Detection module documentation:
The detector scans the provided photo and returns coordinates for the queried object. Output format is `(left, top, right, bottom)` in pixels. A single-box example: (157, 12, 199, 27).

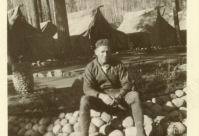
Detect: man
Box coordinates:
(79, 39, 146, 136)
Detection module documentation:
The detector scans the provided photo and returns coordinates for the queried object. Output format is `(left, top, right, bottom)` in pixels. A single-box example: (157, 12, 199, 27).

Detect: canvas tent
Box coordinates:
(118, 8, 186, 48)
(150, 8, 177, 47)
(53, 6, 129, 55)
(8, 5, 129, 62)
(8, 6, 62, 62)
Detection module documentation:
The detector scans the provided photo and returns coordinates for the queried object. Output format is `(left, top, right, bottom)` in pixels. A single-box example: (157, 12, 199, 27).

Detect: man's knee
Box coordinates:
(125, 91, 140, 105)
(80, 95, 91, 106)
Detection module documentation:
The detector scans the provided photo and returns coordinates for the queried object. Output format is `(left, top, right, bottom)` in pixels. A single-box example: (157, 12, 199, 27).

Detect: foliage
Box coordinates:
(127, 58, 186, 99)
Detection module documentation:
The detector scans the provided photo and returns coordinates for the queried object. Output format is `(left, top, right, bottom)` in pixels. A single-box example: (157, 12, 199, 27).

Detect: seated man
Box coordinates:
(79, 39, 146, 136)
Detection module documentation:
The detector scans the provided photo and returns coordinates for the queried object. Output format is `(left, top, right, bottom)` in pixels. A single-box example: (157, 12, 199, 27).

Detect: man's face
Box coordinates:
(95, 45, 111, 64)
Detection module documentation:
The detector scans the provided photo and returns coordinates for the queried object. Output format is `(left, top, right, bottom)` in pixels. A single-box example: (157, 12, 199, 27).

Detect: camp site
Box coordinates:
(7, 0, 187, 136)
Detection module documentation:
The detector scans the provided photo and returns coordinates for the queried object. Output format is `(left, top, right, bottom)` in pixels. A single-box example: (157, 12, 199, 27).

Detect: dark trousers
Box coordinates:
(79, 91, 144, 136)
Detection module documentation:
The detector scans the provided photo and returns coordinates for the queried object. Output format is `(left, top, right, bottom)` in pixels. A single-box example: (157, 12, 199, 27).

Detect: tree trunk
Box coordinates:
(12, 62, 34, 94)
(54, 0, 71, 60)
(37, 0, 43, 22)
(173, 0, 182, 46)
(46, 0, 52, 21)
(26, 0, 40, 29)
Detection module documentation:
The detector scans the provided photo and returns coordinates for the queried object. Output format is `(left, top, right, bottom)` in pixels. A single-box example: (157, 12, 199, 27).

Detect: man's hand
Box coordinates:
(98, 93, 114, 105)
(114, 93, 123, 104)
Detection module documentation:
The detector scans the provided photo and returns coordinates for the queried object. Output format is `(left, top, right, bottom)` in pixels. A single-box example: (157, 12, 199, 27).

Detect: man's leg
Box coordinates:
(79, 95, 92, 136)
(79, 95, 115, 136)
(125, 91, 146, 136)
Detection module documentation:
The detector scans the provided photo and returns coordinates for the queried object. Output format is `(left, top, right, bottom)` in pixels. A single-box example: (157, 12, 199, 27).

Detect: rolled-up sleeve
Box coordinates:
(118, 64, 132, 96)
(83, 65, 99, 97)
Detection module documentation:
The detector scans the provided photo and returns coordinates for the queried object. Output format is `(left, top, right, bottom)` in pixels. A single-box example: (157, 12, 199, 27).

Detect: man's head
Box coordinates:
(94, 39, 111, 65)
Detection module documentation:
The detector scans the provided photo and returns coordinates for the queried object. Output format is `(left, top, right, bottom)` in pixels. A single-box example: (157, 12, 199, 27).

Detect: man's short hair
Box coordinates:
(95, 39, 110, 49)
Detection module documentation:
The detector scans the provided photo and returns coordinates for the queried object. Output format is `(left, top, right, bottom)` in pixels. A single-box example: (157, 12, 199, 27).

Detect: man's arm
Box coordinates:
(83, 65, 100, 97)
(118, 63, 133, 98)
(83, 64, 115, 105)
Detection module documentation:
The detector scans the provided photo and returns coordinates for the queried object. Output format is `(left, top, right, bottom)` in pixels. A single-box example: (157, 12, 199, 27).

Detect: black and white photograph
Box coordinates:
(2, 0, 193, 136)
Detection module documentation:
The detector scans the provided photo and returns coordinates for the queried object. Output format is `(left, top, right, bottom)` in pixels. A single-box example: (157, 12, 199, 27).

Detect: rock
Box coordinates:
(53, 124, 62, 134)
(124, 127, 137, 136)
(144, 115, 153, 126)
(99, 124, 113, 135)
(167, 122, 186, 136)
(89, 132, 101, 136)
(61, 119, 68, 126)
(91, 117, 105, 128)
(25, 130, 41, 136)
(19, 122, 26, 128)
(182, 119, 187, 126)
(38, 125, 46, 134)
(109, 130, 124, 136)
(59, 113, 66, 119)
(90, 110, 101, 117)
(89, 123, 98, 133)
(73, 122, 81, 132)
(69, 117, 78, 125)
(58, 133, 70, 136)
(180, 96, 186, 101)
(146, 100, 152, 103)
(58, 106, 65, 110)
(54, 70, 63, 77)
(69, 132, 81, 136)
(144, 122, 153, 136)
(25, 122, 33, 130)
(165, 101, 175, 108)
(25, 118, 30, 122)
(44, 132, 55, 136)
(32, 124, 39, 131)
(183, 87, 187, 93)
(170, 93, 178, 99)
(122, 116, 134, 128)
(54, 119, 61, 125)
(47, 124, 54, 132)
(12, 126, 20, 133)
(17, 128, 26, 136)
(177, 64, 186, 71)
(179, 107, 187, 118)
(39, 117, 51, 125)
(31, 118, 39, 124)
(152, 98, 156, 103)
(175, 90, 185, 98)
(8, 116, 17, 123)
(172, 98, 185, 108)
(38, 73, 45, 78)
(62, 133, 70, 136)
(154, 116, 165, 124)
(65, 113, 73, 120)
(24, 130, 35, 136)
(62, 124, 73, 133)
(101, 112, 112, 123)
(73, 111, 79, 119)
(32, 131, 42, 136)
(47, 71, 53, 77)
